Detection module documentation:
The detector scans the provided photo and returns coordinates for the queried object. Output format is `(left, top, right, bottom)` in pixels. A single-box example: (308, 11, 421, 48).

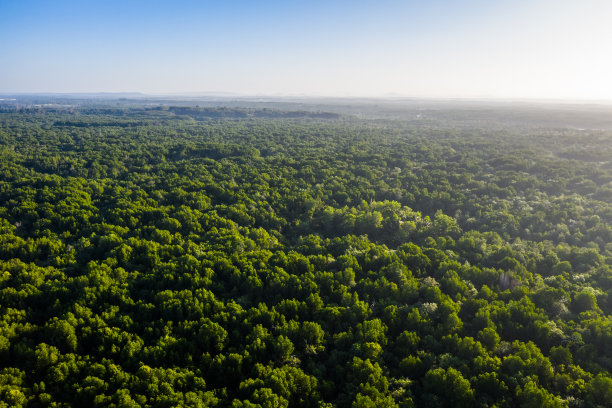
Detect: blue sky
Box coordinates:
(1, 0, 611, 99)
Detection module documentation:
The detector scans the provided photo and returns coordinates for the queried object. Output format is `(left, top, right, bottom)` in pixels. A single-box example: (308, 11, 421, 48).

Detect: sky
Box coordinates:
(1, 0, 611, 100)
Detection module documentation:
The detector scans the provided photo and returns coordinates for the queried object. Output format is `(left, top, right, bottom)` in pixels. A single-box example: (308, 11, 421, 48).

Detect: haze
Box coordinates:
(1, 0, 611, 100)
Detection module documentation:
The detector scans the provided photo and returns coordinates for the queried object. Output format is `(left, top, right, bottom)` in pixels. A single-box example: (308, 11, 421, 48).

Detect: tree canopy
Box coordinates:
(0, 102, 611, 407)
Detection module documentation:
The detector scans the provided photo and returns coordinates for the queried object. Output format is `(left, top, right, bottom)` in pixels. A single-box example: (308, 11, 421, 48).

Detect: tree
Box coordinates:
(422, 367, 474, 408)
(516, 381, 564, 408)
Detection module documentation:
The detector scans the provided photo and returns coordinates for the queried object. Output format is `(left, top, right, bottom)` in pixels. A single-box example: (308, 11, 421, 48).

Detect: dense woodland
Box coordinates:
(0, 102, 611, 407)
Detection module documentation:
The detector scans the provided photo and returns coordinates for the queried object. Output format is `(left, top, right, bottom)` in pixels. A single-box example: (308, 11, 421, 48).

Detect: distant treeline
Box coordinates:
(167, 106, 341, 120)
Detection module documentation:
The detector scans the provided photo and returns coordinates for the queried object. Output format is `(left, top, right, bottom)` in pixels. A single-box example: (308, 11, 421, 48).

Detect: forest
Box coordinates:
(0, 100, 611, 407)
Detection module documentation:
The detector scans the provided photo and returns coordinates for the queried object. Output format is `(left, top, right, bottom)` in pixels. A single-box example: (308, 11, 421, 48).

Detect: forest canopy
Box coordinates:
(0, 101, 611, 407)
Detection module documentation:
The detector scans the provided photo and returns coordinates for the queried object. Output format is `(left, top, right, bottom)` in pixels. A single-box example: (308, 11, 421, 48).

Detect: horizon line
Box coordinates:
(2, 91, 612, 106)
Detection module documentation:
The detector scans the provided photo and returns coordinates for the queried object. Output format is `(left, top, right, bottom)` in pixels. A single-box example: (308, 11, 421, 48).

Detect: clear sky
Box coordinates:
(1, 0, 611, 100)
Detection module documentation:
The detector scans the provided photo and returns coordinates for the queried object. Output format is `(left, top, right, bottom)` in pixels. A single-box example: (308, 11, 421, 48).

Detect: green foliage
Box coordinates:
(0, 105, 610, 407)
(422, 367, 474, 407)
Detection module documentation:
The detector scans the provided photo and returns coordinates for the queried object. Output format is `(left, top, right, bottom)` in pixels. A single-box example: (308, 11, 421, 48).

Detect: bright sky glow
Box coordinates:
(1, 0, 611, 100)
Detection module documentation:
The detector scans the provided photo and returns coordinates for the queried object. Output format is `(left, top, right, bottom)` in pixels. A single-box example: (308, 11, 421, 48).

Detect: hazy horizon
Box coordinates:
(2, 0, 611, 101)
(4, 92, 612, 106)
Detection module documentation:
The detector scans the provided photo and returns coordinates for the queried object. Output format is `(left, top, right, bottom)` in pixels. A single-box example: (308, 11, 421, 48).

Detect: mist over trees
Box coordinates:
(0, 101, 611, 407)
